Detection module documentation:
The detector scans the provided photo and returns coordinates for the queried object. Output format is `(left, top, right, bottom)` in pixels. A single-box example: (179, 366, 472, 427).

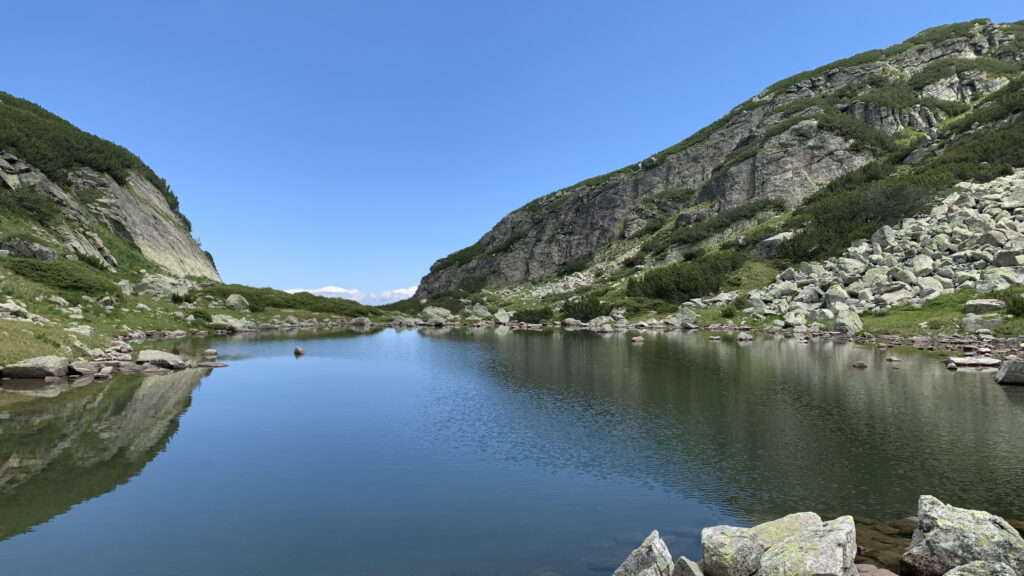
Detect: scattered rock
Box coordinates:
(202, 349, 219, 357)
(294, 347, 305, 356)
(965, 299, 1006, 314)
(0, 238, 58, 261)
(833, 310, 863, 334)
(945, 357, 1002, 368)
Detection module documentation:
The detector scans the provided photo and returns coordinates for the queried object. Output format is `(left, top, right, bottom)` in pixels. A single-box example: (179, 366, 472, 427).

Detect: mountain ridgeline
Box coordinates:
(416, 19, 1024, 300)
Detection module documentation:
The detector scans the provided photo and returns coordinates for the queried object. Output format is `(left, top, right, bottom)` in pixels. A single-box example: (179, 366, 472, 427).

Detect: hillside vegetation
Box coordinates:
(403, 18, 1024, 333)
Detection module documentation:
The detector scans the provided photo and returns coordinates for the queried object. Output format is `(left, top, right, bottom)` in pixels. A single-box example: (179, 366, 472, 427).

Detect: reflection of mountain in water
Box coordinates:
(0, 368, 208, 540)
(419, 328, 1024, 524)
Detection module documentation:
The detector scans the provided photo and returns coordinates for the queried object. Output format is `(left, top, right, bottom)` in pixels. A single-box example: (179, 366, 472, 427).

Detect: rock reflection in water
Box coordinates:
(0, 368, 208, 540)
(419, 328, 1024, 524)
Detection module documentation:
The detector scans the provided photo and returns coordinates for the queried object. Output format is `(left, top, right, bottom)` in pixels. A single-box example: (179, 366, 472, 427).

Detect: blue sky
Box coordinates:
(3, 1, 1022, 295)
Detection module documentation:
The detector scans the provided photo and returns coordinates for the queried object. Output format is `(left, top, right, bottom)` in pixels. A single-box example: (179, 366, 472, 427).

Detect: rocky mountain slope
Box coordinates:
(0, 91, 219, 280)
(416, 19, 1024, 300)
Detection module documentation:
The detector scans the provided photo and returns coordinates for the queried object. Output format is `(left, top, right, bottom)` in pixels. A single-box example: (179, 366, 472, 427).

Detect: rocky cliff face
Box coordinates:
(0, 152, 219, 280)
(417, 19, 1024, 297)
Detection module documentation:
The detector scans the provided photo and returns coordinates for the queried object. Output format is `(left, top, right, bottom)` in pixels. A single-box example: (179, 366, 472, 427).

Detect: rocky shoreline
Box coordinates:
(612, 496, 1024, 576)
(4, 309, 1024, 386)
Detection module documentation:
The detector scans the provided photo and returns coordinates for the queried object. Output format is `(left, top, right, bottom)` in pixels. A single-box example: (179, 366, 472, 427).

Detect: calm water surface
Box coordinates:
(1, 327, 1022, 575)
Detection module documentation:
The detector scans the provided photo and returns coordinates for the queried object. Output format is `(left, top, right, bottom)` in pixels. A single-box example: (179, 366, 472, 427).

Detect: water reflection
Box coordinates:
(0, 368, 207, 540)
(420, 328, 1024, 523)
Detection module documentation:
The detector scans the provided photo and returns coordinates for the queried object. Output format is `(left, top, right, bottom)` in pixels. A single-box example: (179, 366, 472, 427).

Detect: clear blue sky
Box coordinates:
(4, 1, 1021, 292)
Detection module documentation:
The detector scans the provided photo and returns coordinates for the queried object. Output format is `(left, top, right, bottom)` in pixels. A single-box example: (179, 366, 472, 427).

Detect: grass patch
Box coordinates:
(2, 258, 116, 296)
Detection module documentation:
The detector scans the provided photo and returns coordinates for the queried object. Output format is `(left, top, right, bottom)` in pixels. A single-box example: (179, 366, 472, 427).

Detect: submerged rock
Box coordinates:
(900, 496, 1024, 576)
(612, 530, 673, 576)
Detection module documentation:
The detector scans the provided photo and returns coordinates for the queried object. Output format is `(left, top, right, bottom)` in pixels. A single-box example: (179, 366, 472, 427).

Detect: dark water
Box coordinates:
(0, 327, 1022, 575)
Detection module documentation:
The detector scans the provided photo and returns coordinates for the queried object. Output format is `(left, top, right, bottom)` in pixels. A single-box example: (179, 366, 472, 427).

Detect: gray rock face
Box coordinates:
(995, 359, 1024, 385)
(832, 309, 863, 334)
(225, 294, 250, 311)
(703, 526, 763, 576)
(133, 274, 198, 298)
(759, 516, 857, 576)
(137, 350, 192, 370)
(2, 355, 69, 378)
(0, 238, 58, 261)
(965, 299, 1006, 313)
(611, 530, 673, 576)
(942, 562, 1018, 576)
(0, 151, 219, 280)
(900, 495, 1024, 576)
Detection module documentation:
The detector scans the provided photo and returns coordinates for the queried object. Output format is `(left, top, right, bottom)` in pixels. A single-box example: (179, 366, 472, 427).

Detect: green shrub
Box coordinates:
(191, 309, 213, 323)
(512, 306, 553, 324)
(622, 253, 644, 268)
(3, 257, 116, 295)
(908, 57, 1021, 91)
(627, 251, 747, 303)
(170, 290, 198, 304)
(456, 275, 487, 293)
(720, 305, 737, 318)
(992, 287, 1024, 317)
(561, 294, 612, 322)
(646, 199, 785, 256)
(201, 284, 378, 317)
(0, 185, 62, 225)
(559, 252, 593, 275)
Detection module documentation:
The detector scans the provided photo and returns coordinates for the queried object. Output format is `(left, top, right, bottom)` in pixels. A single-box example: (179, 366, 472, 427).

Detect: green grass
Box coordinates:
(201, 284, 381, 318)
(861, 291, 975, 335)
(1, 258, 116, 296)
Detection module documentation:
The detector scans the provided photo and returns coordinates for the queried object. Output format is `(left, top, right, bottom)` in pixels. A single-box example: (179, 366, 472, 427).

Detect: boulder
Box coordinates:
(212, 314, 258, 332)
(69, 361, 99, 376)
(900, 496, 1024, 576)
(494, 309, 512, 324)
(612, 530, 673, 576)
(133, 274, 196, 298)
(759, 516, 857, 576)
(784, 311, 807, 328)
(666, 307, 700, 327)
(750, 512, 824, 549)
(225, 294, 250, 311)
(674, 556, 704, 576)
(2, 355, 69, 378)
(961, 314, 1003, 333)
(943, 562, 1018, 576)
(965, 299, 1006, 314)
(752, 232, 795, 257)
(832, 309, 863, 334)
(0, 238, 58, 261)
(351, 316, 371, 326)
(703, 526, 763, 576)
(137, 350, 192, 370)
(995, 358, 1024, 385)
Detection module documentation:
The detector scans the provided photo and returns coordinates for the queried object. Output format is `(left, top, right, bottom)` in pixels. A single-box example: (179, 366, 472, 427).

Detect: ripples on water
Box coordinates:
(0, 327, 1021, 575)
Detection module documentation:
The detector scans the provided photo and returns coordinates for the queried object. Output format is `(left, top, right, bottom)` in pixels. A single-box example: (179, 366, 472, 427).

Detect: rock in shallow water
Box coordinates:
(137, 350, 191, 370)
(900, 496, 1024, 576)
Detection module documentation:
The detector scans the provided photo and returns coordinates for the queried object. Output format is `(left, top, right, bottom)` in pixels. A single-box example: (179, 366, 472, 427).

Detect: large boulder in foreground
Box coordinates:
(900, 496, 1024, 576)
(225, 294, 250, 311)
(612, 530, 673, 576)
(138, 350, 192, 370)
(2, 355, 68, 378)
(702, 512, 824, 576)
(759, 515, 857, 576)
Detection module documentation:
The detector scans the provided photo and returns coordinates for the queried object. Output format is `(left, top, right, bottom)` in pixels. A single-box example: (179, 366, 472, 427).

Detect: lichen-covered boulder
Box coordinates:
(612, 530, 673, 576)
(702, 526, 763, 576)
(759, 515, 857, 576)
(832, 309, 863, 334)
(995, 359, 1024, 385)
(943, 562, 1018, 576)
(900, 496, 1024, 576)
(2, 355, 69, 378)
(750, 512, 823, 549)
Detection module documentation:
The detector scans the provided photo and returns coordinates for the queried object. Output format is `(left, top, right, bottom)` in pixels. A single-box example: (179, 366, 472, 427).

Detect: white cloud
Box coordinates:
(285, 285, 417, 306)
